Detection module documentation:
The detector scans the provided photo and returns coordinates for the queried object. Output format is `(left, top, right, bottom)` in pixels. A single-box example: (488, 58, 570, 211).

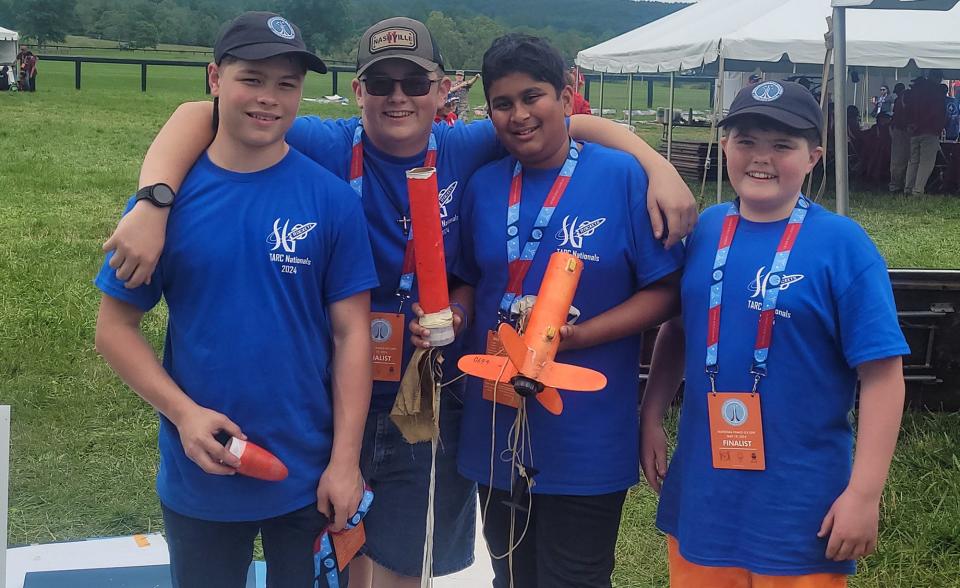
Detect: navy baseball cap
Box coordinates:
(720, 81, 823, 135)
(214, 12, 327, 74)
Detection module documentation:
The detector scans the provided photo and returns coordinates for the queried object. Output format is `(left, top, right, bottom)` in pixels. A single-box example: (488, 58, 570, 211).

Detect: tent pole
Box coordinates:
(668, 72, 675, 162)
(1, 406, 9, 588)
(628, 73, 634, 128)
(717, 53, 725, 203)
(599, 72, 605, 117)
(834, 7, 849, 217)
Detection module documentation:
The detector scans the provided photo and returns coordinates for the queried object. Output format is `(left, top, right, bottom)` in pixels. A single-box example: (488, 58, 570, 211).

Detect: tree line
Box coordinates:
(1, 0, 686, 67)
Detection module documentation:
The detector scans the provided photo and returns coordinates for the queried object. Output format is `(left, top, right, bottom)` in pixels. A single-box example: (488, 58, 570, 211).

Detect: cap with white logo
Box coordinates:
(356, 17, 444, 77)
(214, 11, 327, 74)
(719, 80, 823, 135)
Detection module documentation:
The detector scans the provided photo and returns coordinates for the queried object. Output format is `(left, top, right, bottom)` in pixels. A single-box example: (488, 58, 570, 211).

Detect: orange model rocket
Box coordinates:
(458, 252, 607, 415)
(407, 167, 455, 347)
(215, 432, 288, 482)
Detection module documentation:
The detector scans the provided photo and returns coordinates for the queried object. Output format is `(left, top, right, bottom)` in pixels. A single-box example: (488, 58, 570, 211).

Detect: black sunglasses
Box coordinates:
(362, 76, 437, 97)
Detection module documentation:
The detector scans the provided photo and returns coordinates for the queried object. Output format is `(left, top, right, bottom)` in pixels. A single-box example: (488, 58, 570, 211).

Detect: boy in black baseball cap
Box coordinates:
(94, 11, 376, 588)
(642, 80, 907, 586)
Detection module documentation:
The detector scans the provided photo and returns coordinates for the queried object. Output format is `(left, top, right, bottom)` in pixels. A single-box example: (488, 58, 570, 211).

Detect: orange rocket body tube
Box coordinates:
(407, 167, 455, 346)
(515, 253, 582, 378)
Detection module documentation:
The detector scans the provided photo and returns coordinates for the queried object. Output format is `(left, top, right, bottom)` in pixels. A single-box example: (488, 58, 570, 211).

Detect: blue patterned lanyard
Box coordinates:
(705, 196, 810, 393)
(498, 138, 580, 321)
(314, 486, 374, 588)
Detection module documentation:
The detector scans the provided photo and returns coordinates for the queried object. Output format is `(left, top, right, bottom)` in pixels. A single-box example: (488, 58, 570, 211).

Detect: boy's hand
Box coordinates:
(646, 166, 698, 248)
(102, 201, 170, 289)
(817, 487, 881, 561)
(408, 302, 464, 349)
(175, 405, 244, 475)
(316, 462, 364, 532)
(640, 415, 668, 494)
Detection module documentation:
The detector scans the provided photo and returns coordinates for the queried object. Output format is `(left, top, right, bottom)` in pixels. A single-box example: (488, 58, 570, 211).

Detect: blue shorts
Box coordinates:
(359, 392, 476, 577)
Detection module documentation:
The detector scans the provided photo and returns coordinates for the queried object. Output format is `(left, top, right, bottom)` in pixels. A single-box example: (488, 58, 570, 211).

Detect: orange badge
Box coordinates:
(481, 330, 521, 408)
(371, 312, 405, 382)
(707, 392, 766, 471)
(332, 522, 366, 571)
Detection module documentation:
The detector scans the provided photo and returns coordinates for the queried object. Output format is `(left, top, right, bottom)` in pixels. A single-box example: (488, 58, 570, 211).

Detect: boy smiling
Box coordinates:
(413, 34, 682, 587)
(94, 13, 376, 586)
(642, 81, 909, 587)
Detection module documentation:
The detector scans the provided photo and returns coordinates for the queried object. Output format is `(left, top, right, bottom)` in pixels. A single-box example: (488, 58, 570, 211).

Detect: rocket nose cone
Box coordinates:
(236, 440, 289, 482)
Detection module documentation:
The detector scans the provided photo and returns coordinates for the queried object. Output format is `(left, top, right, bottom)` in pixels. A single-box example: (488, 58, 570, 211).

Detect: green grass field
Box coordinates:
(1, 65, 959, 587)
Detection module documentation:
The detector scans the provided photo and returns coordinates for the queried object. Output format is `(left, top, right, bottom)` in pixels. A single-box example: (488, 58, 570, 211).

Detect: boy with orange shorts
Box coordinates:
(641, 81, 909, 587)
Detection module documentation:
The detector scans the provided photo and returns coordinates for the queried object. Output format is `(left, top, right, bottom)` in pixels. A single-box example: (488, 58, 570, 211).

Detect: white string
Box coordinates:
(420, 353, 443, 588)
(479, 337, 535, 588)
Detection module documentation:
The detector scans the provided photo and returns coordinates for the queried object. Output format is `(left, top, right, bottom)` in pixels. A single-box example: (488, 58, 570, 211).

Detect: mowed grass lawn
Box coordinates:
(1, 67, 959, 588)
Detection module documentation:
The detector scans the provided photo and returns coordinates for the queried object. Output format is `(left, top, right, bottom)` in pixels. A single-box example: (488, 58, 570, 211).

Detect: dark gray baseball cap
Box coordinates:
(356, 17, 444, 77)
(214, 12, 327, 74)
(719, 80, 823, 135)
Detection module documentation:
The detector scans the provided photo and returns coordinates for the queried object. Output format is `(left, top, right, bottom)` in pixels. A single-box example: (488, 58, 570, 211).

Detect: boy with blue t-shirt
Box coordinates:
(411, 34, 683, 587)
(94, 13, 378, 587)
(97, 17, 700, 586)
(641, 81, 909, 587)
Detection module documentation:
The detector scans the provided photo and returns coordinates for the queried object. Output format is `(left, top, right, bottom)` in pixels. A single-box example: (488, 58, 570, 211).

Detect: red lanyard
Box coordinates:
(499, 139, 580, 321)
(705, 196, 809, 393)
(349, 122, 437, 300)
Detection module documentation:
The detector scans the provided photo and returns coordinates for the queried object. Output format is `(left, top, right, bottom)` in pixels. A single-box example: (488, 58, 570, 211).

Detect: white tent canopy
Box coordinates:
(576, 0, 960, 73)
(0, 26, 18, 66)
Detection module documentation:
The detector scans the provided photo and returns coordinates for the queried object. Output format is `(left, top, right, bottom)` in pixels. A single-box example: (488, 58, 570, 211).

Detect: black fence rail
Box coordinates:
(25, 43, 213, 56)
(38, 55, 359, 94)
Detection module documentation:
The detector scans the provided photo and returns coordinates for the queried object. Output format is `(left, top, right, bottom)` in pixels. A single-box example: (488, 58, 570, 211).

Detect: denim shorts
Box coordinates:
(359, 392, 477, 577)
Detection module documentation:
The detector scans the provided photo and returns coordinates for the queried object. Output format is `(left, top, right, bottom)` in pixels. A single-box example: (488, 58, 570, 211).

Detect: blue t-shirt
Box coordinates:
(95, 149, 379, 522)
(945, 96, 960, 141)
(454, 143, 684, 495)
(286, 117, 504, 408)
(656, 201, 909, 575)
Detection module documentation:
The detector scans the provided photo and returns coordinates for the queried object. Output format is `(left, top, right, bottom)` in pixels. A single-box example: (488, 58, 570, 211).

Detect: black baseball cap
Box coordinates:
(356, 17, 444, 77)
(214, 12, 327, 74)
(719, 80, 823, 135)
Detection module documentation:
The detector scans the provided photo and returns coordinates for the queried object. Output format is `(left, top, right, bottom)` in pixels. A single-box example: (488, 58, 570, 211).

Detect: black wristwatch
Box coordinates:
(135, 183, 176, 208)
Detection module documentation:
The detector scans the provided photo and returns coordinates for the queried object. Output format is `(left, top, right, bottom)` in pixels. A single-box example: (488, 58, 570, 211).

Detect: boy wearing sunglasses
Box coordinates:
(100, 16, 697, 587)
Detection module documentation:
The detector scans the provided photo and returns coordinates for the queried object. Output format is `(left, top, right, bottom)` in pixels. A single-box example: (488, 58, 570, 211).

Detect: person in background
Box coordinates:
(888, 82, 911, 192)
(450, 69, 481, 121)
(942, 83, 959, 141)
(435, 95, 459, 126)
(872, 85, 894, 119)
(904, 71, 947, 195)
(567, 69, 592, 115)
(22, 50, 37, 92)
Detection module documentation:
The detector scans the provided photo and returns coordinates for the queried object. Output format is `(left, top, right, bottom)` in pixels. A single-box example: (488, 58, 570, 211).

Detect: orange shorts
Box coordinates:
(667, 536, 848, 588)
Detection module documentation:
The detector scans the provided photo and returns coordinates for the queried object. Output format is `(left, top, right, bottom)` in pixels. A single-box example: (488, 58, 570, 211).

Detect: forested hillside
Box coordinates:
(2, 0, 688, 66)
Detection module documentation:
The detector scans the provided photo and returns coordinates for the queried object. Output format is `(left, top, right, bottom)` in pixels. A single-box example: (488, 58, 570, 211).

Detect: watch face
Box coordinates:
(153, 184, 175, 206)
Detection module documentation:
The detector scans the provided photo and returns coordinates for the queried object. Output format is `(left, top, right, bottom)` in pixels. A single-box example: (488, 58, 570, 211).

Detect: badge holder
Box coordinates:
(706, 372, 766, 471)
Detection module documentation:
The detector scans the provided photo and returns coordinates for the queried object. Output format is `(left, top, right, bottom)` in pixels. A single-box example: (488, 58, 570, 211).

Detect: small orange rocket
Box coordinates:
(458, 252, 607, 415)
(215, 432, 289, 482)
